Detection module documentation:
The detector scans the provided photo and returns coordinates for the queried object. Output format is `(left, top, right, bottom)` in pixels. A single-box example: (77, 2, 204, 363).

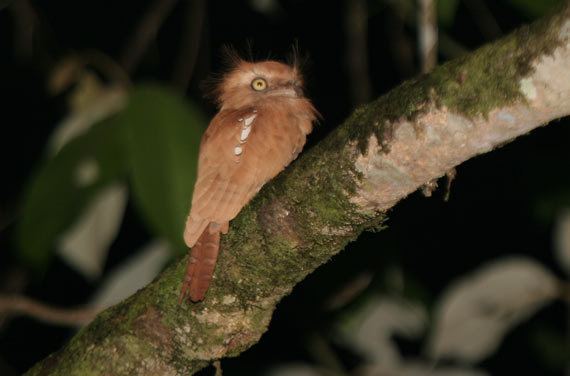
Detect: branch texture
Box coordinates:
(27, 4, 570, 375)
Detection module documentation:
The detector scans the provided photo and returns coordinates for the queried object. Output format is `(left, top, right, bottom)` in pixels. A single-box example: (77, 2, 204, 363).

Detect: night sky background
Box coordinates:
(1, 0, 569, 375)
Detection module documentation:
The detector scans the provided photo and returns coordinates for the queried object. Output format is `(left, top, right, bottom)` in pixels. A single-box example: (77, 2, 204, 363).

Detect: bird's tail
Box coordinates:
(179, 223, 220, 303)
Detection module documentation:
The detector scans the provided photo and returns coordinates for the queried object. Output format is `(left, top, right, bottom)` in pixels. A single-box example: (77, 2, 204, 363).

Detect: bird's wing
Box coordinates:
(183, 103, 312, 247)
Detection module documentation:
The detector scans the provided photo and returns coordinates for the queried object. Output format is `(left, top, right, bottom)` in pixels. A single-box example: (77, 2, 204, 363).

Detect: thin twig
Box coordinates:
(172, 0, 205, 92)
(0, 294, 99, 327)
(120, 0, 179, 73)
(0, 268, 28, 330)
(417, 0, 438, 73)
(345, 0, 372, 105)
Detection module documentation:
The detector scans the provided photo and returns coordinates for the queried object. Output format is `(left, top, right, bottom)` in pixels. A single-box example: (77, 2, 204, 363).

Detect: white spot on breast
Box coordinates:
(240, 126, 252, 142)
(244, 114, 257, 127)
(234, 146, 243, 156)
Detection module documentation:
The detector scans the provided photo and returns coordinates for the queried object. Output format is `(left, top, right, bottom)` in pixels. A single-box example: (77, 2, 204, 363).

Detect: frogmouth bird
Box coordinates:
(180, 55, 318, 302)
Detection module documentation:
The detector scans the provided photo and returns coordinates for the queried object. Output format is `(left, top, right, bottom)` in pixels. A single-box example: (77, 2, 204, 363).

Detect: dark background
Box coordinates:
(1, 0, 569, 375)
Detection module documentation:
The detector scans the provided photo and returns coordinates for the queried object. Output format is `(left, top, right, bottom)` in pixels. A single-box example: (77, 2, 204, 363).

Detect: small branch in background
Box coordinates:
(417, 0, 438, 73)
(0, 294, 99, 327)
(462, 0, 502, 40)
(345, 0, 372, 106)
(10, 0, 36, 60)
(120, 0, 179, 74)
(172, 0, 205, 92)
(0, 268, 28, 330)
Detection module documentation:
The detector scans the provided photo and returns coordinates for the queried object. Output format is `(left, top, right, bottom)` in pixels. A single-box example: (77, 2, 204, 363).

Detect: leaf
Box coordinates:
(438, 0, 460, 27)
(427, 257, 558, 364)
(17, 117, 127, 270)
(121, 84, 205, 253)
(88, 240, 170, 310)
(48, 80, 127, 154)
(57, 184, 128, 280)
(554, 208, 570, 275)
(336, 296, 427, 365)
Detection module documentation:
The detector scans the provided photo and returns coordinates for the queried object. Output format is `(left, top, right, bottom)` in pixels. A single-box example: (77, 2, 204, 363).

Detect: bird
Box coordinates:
(180, 53, 318, 302)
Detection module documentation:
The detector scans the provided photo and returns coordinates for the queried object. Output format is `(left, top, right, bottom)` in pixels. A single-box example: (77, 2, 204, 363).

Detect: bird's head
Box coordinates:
(209, 56, 306, 110)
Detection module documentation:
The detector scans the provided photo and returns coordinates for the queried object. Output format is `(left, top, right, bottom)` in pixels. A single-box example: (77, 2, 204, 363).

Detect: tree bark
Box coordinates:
(26, 3, 570, 375)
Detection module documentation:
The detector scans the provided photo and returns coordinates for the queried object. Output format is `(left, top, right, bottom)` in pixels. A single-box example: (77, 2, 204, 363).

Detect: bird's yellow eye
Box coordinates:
(251, 77, 268, 91)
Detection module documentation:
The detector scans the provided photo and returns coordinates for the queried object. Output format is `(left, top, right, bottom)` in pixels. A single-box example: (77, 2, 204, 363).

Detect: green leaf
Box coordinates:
(438, 0, 460, 27)
(505, 0, 562, 18)
(121, 84, 205, 254)
(17, 117, 127, 270)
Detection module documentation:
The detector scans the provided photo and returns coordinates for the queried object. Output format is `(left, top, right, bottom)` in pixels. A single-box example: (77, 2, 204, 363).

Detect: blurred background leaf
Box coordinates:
(121, 84, 205, 254)
(427, 257, 559, 364)
(56, 183, 128, 280)
(16, 116, 127, 271)
(88, 239, 170, 311)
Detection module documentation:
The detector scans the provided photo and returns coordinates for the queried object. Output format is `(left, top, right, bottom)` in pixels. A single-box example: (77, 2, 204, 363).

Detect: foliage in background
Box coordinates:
(17, 77, 204, 274)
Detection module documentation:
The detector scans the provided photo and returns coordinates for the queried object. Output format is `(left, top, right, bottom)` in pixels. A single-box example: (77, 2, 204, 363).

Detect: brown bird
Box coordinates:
(180, 55, 318, 302)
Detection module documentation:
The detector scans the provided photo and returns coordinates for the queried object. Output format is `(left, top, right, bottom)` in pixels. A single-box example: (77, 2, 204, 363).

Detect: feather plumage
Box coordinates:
(180, 58, 317, 302)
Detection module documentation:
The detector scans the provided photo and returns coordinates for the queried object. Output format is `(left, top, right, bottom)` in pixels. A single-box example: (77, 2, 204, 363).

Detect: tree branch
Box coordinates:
(26, 4, 570, 375)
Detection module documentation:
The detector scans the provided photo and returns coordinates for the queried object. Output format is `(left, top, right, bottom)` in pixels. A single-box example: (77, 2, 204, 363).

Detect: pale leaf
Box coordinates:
(88, 240, 170, 310)
(49, 81, 127, 154)
(336, 297, 427, 365)
(427, 256, 558, 363)
(57, 184, 128, 279)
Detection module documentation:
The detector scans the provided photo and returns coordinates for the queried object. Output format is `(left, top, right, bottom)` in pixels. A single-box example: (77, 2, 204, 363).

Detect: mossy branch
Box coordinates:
(26, 4, 570, 375)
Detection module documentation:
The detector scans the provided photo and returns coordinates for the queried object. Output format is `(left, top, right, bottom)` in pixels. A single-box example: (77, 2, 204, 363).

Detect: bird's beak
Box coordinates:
(270, 82, 303, 98)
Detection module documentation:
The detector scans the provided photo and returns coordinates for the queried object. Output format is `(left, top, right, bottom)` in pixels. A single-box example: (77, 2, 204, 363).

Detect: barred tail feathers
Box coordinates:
(179, 223, 221, 303)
